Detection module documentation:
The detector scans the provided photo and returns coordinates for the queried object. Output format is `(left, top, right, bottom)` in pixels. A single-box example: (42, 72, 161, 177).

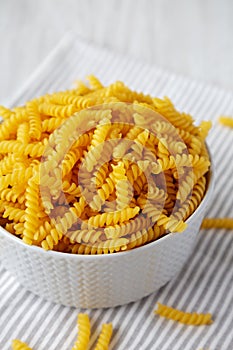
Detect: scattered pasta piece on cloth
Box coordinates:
(71, 313, 91, 350)
(94, 323, 113, 350)
(201, 217, 233, 230)
(218, 116, 233, 128)
(154, 302, 213, 326)
(12, 340, 33, 350)
(11, 313, 112, 350)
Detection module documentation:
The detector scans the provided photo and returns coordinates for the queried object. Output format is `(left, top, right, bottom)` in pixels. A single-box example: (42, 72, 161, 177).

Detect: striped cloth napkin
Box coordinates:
(0, 33, 233, 350)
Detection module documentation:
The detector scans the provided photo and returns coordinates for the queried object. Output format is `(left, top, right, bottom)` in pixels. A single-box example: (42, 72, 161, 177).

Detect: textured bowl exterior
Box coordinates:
(0, 168, 214, 309)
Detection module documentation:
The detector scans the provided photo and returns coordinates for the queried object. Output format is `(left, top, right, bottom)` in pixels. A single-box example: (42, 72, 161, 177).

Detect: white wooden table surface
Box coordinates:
(0, 0, 233, 105)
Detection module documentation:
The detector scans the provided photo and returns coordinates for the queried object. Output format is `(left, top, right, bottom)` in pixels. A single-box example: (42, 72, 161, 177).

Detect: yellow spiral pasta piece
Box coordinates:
(69, 229, 103, 244)
(110, 161, 133, 210)
(112, 127, 142, 159)
(92, 162, 109, 187)
(51, 198, 86, 237)
(176, 172, 194, 203)
(156, 213, 187, 233)
(125, 125, 143, 140)
(173, 176, 206, 221)
(72, 313, 91, 350)
(17, 122, 30, 144)
(0, 186, 25, 204)
(26, 100, 42, 140)
(62, 180, 81, 196)
(0, 153, 18, 176)
(103, 81, 150, 104)
(0, 166, 32, 190)
(123, 129, 149, 161)
(0, 110, 28, 141)
(5, 222, 15, 234)
(11, 339, 33, 350)
(0, 105, 13, 119)
(33, 218, 59, 243)
(86, 206, 140, 228)
(42, 117, 64, 132)
(125, 163, 143, 185)
(130, 141, 144, 159)
(3, 206, 25, 223)
(84, 119, 112, 172)
(48, 89, 89, 106)
(104, 216, 150, 239)
(153, 97, 198, 134)
(89, 177, 115, 211)
(126, 225, 165, 250)
(201, 217, 233, 230)
(157, 139, 170, 159)
(94, 323, 113, 350)
(155, 303, 213, 325)
(87, 74, 104, 90)
(0, 140, 45, 157)
(38, 102, 76, 118)
(23, 177, 40, 245)
(141, 199, 163, 221)
(40, 225, 63, 251)
(199, 120, 212, 139)
(219, 116, 233, 128)
(61, 148, 83, 177)
(71, 237, 128, 254)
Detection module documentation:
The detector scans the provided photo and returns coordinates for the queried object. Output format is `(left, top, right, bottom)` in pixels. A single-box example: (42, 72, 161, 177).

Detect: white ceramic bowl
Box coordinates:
(0, 164, 214, 309)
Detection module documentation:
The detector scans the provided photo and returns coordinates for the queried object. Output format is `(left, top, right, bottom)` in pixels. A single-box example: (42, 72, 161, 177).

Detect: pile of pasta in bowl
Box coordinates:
(0, 76, 211, 255)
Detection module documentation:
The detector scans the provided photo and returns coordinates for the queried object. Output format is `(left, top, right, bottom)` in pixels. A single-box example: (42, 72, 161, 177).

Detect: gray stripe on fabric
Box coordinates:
(157, 233, 233, 350)
(113, 295, 158, 350)
(127, 234, 211, 348)
(0, 293, 36, 343)
(0, 271, 13, 293)
(150, 174, 233, 348)
(0, 289, 31, 330)
(10, 37, 87, 106)
(186, 255, 233, 349)
(30, 304, 64, 348)
(14, 298, 46, 342)
(109, 300, 147, 348)
(217, 306, 233, 350)
(137, 231, 226, 349)
(39, 306, 75, 350)
(105, 303, 140, 350)
(189, 209, 233, 349)
(159, 205, 231, 348)
(191, 87, 224, 120)
(182, 251, 233, 349)
(12, 56, 67, 106)
(18, 300, 61, 341)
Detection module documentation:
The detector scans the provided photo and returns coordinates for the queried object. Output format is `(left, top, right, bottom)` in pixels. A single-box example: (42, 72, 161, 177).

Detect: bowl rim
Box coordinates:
(0, 146, 214, 261)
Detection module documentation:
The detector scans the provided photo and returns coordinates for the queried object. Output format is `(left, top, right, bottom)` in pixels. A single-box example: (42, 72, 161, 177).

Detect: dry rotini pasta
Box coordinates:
(72, 313, 91, 350)
(218, 116, 233, 128)
(201, 217, 233, 230)
(94, 323, 113, 350)
(155, 302, 213, 325)
(11, 340, 32, 350)
(11, 313, 113, 350)
(0, 76, 212, 254)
